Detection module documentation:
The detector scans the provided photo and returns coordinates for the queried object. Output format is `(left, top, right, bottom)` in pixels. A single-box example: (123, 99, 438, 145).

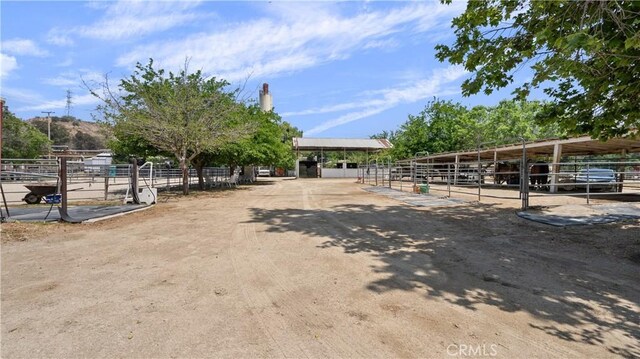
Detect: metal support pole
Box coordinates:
(477, 144, 482, 202)
(375, 161, 378, 186)
(388, 157, 392, 189)
(586, 163, 590, 204)
(104, 176, 109, 200)
(521, 139, 529, 211)
(61, 157, 68, 214)
(343, 147, 346, 178)
(493, 150, 498, 184)
(414, 151, 429, 193)
(447, 163, 451, 197)
(131, 158, 140, 204)
(412, 160, 416, 190)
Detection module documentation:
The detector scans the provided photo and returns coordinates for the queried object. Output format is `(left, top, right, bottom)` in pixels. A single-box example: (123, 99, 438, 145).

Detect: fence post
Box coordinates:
(521, 139, 529, 211)
(104, 176, 109, 200)
(586, 163, 590, 204)
(447, 163, 451, 198)
(388, 158, 392, 189)
(131, 158, 139, 204)
(375, 163, 378, 186)
(477, 144, 481, 202)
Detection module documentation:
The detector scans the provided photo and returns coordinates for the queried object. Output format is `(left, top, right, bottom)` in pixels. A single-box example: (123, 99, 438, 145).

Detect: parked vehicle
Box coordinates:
(457, 168, 484, 184)
(557, 173, 576, 191)
(575, 168, 617, 191)
(257, 167, 271, 177)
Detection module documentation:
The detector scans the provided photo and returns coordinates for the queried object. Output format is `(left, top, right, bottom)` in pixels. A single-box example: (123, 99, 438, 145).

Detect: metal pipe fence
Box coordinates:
(359, 158, 640, 208)
(0, 159, 234, 206)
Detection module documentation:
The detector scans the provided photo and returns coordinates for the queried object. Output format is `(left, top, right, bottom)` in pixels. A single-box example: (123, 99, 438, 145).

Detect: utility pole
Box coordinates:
(0, 97, 4, 164)
(1, 97, 8, 220)
(42, 111, 55, 158)
(41, 111, 55, 141)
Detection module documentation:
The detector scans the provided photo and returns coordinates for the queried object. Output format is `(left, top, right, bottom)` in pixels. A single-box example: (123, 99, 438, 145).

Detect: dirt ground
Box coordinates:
(1, 178, 639, 358)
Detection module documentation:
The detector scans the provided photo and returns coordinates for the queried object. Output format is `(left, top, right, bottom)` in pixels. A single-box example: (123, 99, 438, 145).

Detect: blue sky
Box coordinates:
(1, 1, 539, 138)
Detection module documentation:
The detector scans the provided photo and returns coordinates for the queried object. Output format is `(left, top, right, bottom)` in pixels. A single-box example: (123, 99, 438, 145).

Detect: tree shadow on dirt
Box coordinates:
(247, 202, 640, 357)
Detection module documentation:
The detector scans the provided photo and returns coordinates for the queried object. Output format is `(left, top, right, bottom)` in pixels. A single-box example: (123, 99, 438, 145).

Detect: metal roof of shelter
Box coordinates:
(400, 135, 640, 163)
(292, 137, 393, 152)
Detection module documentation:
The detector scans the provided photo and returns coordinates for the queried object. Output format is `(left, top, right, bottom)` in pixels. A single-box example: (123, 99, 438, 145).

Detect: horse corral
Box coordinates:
(365, 136, 640, 209)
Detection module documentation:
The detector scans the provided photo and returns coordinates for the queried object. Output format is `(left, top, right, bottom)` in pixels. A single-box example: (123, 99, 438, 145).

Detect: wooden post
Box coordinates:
(320, 147, 323, 178)
(343, 147, 346, 178)
(454, 155, 460, 185)
(549, 143, 563, 193)
(493, 150, 498, 184)
(619, 149, 627, 192)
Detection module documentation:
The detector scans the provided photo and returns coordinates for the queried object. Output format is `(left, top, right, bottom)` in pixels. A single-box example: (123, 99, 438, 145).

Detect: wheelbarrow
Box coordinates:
(22, 184, 59, 204)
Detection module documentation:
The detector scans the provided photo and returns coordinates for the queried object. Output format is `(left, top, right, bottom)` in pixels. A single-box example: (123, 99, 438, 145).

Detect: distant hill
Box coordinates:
(27, 116, 111, 151)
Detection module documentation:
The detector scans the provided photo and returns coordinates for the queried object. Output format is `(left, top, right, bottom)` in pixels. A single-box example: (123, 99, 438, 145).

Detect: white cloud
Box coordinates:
(116, 2, 463, 82)
(15, 93, 99, 112)
(1, 39, 49, 57)
(48, 0, 206, 44)
(0, 87, 43, 104)
(56, 57, 74, 67)
(302, 65, 467, 136)
(0, 53, 18, 78)
(43, 70, 104, 88)
(46, 29, 75, 47)
(363, 39, 399, 50)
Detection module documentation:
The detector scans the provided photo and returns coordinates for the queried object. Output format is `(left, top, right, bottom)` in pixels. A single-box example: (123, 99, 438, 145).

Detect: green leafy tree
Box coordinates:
(436, 0, 640, 139)
(103, 120, 166, 163)
(381, 99, 563, 160)
(91, 59, 253, 194)
(31, 118, 71, 145)
(422, 99, 472, 152)
(73, 131, 104, 150)
(211, 105, 299, 177)
(277, 120, 303, 169)
(387, 112, 430, 160)
(2, 105, 50, 158)
(482, 100, 563, 145)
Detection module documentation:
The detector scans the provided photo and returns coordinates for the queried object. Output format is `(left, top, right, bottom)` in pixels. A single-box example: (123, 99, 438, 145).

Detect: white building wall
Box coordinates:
(321, 168, 359, 178)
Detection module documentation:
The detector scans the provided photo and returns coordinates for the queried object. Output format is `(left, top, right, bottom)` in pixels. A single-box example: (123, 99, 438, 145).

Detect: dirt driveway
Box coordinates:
(2, 178, 639, 358)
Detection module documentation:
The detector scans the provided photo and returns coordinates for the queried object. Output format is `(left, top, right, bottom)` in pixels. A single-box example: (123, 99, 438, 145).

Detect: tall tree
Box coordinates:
(387, 112, 430, 160)
(2, 105, 50, 159)
(436, 0, 640, 139)
(211, 105, 299, 176)
(31, 118, 71, 145)
(91, 59, 253, 194)
(73, 131, 104, 150)
(381, 99, 563, 160)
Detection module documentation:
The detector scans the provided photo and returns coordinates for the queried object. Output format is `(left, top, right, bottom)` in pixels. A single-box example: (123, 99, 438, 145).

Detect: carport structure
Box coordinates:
(292, 137, 393, 178)
(406, 135, 640, 193)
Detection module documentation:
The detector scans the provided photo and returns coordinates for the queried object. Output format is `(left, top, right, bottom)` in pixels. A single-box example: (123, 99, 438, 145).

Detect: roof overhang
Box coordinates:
(292, 137, 393, 152)
(400, 135, 640, 163)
